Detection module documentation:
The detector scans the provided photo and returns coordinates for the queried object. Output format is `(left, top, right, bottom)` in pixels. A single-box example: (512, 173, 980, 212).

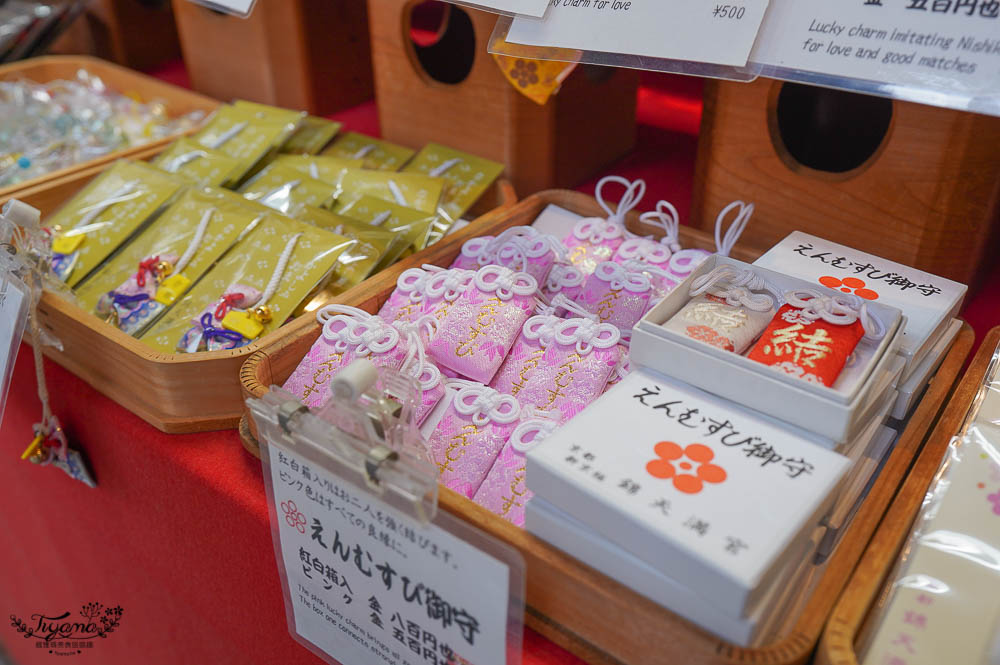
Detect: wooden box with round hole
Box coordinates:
(170, 0, 373, 114)
(367, 0, 639, 195)
(691, 79, 1000, 287)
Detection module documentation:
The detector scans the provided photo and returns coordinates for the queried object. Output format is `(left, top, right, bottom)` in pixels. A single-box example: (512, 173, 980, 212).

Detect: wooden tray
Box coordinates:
(0, 55, 219, 202)
(237, 190, 974, 665)
(11, 162, 516, 433)
(817, 326, 998, 665)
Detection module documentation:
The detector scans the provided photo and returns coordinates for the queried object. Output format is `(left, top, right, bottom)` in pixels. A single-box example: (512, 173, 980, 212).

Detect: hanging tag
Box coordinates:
(154, 273, 193, 306)
(25, 419, 97, 488)
(51, 233, 85, 255)
(222, 310, 264, 340)
(248, 361, 525, 665)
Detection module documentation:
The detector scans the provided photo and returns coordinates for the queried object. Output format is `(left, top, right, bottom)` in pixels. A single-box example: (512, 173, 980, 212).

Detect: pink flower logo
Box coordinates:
(281, 500, 306, 533)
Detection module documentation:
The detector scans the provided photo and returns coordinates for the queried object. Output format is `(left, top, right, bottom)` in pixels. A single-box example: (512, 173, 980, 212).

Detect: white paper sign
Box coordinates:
(0, 274, 29, 426)
(506, 0, 771, 67)
(267, 442, 511, 665)
(447, 0, 551, 17)
(752, 0, 1000, 112)
(185, 0, 256, 17)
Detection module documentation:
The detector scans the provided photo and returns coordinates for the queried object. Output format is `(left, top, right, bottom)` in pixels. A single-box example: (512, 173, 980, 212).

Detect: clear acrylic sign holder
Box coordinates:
(0, 200, 44, 427)
(248, 361, 526, 665)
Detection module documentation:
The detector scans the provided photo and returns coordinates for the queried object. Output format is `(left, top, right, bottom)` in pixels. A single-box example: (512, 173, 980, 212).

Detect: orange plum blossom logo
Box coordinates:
(646, 441, 727, 494)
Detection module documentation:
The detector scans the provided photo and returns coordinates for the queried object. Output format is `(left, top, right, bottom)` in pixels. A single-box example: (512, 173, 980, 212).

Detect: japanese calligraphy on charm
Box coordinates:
(266, 445, 511, 665)
(527, 369, 850, 611)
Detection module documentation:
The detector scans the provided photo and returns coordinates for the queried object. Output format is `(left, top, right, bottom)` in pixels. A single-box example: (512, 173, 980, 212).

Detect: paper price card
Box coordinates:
(751, 0, 1000, 114)
(506, 0, 770, 67)
(446, 0, 550, 16)
(262, 434, 523, 665)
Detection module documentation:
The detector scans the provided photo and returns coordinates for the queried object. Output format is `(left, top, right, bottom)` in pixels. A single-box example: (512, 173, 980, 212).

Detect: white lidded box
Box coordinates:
(526, 496, 824, 647)
(631, 255, 906, 442)
(526, 368, 851, 616)
(891, 318, 962, 422)
(753, 231, 966, 383)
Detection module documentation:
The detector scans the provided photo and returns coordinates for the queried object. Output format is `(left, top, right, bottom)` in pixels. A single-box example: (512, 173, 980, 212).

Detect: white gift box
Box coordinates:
(891, 318, 962, 422)
(526, 496, 824, 647)
(631, 255, 905, 442)
(526, 368, 851, 616)
(752, 231, 966, 383)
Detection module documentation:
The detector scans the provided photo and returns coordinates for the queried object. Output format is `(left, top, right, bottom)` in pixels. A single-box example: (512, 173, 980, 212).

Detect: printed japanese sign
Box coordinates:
(751, 0, 1000, 114)
(264, 442, 513, 665)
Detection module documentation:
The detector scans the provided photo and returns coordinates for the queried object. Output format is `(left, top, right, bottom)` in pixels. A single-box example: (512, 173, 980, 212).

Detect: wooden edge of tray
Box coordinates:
(817, 324, 998, 665)
(0, 55, 220, 201)
(24, 175, 516, 433)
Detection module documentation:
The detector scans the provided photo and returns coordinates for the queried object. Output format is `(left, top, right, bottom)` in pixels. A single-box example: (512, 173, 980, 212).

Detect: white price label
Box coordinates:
(446, 0, 551, 17)
(752, 0, 1000, 111)
(266, 442, 512, 665)
(506, 0, 771, 67)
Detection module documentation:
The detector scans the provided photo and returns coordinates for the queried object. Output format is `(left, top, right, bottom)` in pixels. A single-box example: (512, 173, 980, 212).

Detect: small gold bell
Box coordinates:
(252, 305, 273, 324)
(155, 260, 174, 277)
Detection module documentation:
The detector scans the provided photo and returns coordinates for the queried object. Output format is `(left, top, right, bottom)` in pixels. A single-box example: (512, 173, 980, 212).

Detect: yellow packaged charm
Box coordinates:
(51, 233, 86, 255)
(221, 309, 264, 340)
(154, 273, 193, 306)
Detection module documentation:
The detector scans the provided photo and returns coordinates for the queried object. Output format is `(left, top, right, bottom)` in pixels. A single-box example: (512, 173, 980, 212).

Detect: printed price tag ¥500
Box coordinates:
(507, 0, 771, 67)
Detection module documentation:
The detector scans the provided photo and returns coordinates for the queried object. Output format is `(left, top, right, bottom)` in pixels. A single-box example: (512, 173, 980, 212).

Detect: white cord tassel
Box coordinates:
(204, 121, 248, 150)
(258, 233, 302, 307)
(174, 207, 214, 274)
(714, 201, 754, 257)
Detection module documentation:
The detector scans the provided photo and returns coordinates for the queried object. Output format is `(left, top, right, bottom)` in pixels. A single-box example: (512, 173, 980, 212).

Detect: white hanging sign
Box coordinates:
(446, 0, 551, 17)
(751, 0, 1000, 114)
(265, 440, 514, 665)
(506, 0, 771, 67)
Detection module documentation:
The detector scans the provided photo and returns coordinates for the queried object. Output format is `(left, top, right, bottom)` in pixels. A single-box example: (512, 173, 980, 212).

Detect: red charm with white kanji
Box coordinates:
(747, 303, 864, 386)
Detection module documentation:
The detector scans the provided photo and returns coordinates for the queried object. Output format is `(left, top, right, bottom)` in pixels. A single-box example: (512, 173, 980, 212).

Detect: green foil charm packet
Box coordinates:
(232, 100, 307, 127)
(74, 187, 270, 336)
(193, 105, 300, 184)
(333, 194, 437, 253)
(153, 138, 244, 188)
(335, 168, 446, 215)
(280, 116, 342, 155)
(240, 163, 338, 214)
(322, 131, 415, 171)
(48, 160, 186, 288)
(401, 143, 505, 239)
(272, 154, 363, 187)
(291, 204, 405, 293)
(140, 214, 348, 353)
